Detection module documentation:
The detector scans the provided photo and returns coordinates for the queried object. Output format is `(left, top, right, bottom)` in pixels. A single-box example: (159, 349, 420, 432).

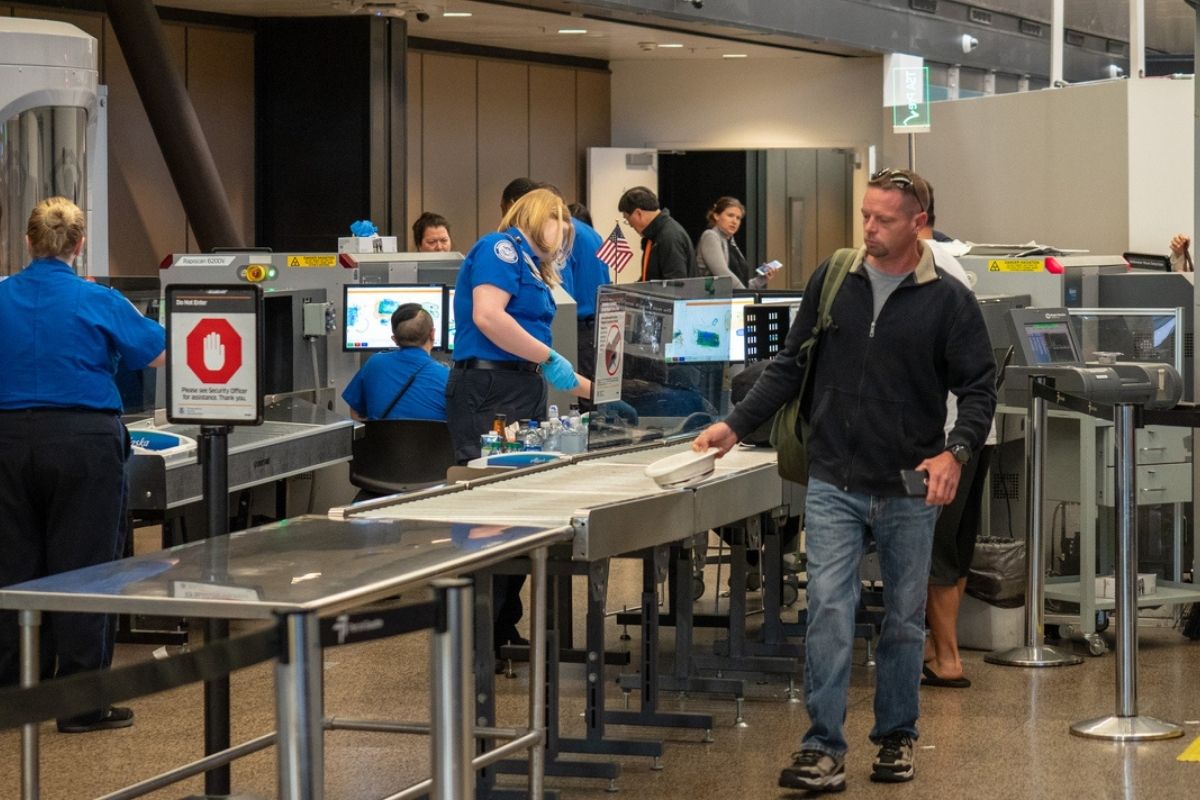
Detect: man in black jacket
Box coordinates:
(618, 186, 696, 280)
(694, 168, 995, 793)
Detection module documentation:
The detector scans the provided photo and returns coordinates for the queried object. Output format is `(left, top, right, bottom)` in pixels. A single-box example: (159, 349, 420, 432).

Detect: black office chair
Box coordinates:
(349, 419, 457, 498)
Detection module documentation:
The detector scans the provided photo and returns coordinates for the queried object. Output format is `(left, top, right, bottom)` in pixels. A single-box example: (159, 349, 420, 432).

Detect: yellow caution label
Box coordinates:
(987, 259, 1044, 273)
(286, 255, 336, 268)
(1178, 735, 1200, 762)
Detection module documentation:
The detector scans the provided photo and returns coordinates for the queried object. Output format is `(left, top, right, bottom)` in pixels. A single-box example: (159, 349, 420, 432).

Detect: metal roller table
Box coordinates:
(334, 439, 804, 791)
(0, 516, 570, 800)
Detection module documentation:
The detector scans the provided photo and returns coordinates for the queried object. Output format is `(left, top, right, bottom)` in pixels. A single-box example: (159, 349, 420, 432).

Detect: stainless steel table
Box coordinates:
(0, 516, 570, 800)
(336, 440, 803, 790)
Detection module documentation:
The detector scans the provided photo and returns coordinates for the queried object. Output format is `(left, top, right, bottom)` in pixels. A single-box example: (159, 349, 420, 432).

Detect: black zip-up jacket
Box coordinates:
(724, 244, 997, 496)
(639, 210, 696, 280)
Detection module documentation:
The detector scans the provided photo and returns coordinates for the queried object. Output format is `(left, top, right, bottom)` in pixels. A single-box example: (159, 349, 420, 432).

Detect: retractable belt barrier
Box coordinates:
(0, 603, 435, 731)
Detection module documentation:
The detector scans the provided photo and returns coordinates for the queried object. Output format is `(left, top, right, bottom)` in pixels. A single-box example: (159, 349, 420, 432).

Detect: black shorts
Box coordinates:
(929, 445, 993, 586)
(445, 367, 547, 464)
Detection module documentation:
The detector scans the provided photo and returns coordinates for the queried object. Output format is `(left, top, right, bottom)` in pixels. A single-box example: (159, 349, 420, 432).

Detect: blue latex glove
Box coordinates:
(542, 349, 579, 391)
(350, 220, 378, 237)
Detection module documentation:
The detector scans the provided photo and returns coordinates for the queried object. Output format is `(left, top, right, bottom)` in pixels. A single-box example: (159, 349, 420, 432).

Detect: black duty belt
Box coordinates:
(454, 358, 541, 373)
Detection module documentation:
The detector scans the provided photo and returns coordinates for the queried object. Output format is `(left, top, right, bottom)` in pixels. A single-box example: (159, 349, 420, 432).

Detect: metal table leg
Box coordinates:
(275, 611, 324, 800)
(432, 578, 475, 800)
(528, 549, 547, 800)
(20, 609, 40, 800)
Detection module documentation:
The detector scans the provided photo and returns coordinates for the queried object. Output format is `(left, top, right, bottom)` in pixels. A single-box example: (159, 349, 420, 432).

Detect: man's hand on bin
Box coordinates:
(692, 422, 739, 457)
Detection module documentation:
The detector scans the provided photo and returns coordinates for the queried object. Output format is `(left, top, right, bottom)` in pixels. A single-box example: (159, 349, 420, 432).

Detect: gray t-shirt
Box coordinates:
(861, 261, 909, 321)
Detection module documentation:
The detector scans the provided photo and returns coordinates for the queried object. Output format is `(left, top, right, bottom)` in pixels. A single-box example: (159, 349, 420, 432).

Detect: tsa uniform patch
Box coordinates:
(493, 240, 519, 264)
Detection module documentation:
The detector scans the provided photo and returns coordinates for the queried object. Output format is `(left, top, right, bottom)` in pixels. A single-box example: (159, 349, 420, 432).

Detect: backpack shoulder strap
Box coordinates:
(813, 247, 857, 334)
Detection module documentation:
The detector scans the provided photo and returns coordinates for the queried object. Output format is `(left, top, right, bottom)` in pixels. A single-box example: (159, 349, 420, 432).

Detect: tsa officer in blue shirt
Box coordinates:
(561, 208, 611, 381)
(341, 304, 449, 421)
(448, 188, 591, 654)
(447, 187, 592, 464)
(0, 197, 165, 732)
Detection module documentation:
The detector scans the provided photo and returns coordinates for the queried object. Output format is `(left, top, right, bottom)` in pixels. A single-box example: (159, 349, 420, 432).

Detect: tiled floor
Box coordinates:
(2, 554, 1198, 799)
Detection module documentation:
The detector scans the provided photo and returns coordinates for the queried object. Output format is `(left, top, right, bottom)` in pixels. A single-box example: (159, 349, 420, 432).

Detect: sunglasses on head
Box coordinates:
(869, 168, 929, 214)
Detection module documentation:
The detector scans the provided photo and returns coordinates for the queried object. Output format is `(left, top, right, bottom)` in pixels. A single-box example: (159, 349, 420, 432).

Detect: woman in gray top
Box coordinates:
(696, 197, 776, 289)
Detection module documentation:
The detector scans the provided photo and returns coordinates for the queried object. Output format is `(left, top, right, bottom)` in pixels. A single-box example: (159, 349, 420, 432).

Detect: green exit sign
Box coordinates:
(891, 67, 930, 133)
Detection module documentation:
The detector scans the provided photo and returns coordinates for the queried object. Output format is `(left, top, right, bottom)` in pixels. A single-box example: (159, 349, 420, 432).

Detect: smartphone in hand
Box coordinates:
(756, 259, 782, 277)
(900, 469, 928, 497)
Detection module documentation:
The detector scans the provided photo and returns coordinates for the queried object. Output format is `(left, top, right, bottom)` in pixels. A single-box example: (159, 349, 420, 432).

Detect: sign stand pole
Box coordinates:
(166, 283, 263, 799)
(201, 424, 232, 798)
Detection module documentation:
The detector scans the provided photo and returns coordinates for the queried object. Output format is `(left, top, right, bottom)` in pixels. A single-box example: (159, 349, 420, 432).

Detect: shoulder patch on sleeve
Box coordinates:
(493, 239, 519, 264)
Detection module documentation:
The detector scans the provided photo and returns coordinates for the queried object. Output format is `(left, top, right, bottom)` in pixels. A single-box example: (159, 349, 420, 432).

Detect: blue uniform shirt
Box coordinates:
(0, 258, 165, 412)
(560, 217, 610, 320)
(452, 228, 555, 361)
(341, 347, 449, 420)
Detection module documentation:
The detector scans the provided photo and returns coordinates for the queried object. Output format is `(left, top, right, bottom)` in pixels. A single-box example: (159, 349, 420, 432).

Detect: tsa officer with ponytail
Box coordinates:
(447, 188, 591, 652)
(0, 197, 165, 732)
(447, 187, 592, 463)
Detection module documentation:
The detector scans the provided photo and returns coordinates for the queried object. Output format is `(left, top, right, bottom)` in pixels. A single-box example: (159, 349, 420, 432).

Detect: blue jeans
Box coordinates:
(801, 477, 938, 756)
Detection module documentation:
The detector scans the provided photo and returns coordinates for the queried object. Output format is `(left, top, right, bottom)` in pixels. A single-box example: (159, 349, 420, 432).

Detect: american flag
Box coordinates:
(596, 223, 634, 274)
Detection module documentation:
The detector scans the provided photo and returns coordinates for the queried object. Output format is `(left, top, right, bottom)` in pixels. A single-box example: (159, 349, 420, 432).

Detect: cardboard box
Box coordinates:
(1095, 573, 1157, 599)
(338, 235, 397, 254)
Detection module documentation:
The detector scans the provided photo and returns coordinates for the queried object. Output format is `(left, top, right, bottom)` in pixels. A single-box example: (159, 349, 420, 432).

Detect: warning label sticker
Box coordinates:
(987, 259, 1044, 273)
(287, 255, 337, 268)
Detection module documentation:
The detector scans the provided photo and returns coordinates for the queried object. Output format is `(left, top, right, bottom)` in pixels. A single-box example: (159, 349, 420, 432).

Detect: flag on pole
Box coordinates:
(596, 224, 634, 274)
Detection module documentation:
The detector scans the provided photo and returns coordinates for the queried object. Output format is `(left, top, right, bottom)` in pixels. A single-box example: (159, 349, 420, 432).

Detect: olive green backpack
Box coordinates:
(769, 248, 858, 484)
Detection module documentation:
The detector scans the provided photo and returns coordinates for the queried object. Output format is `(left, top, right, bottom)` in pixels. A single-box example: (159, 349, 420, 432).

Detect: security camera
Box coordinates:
(415, 11, 430, 22)
(690, 0, 703, 8)
(961, 34, 979, 54)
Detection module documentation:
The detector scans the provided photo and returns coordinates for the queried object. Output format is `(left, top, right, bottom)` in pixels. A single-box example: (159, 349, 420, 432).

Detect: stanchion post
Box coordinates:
(20, 609, 40, 800)
(529, 548, 548, 800)
(1070, 404, 1183, 740)
(986, 375, 1082, 667)
(431, 578, 474, 800)
(199, 424, 233, 797)
(275, 611, 324, 799)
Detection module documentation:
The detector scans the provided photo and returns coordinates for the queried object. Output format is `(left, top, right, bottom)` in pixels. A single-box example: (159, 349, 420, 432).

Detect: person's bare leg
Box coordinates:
(926, 578, 967, 679)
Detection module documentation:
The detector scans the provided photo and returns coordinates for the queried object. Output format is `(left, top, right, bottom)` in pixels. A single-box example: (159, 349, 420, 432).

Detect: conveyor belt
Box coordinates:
(125, 398, 355, 511)
(343, 441, 792, 561)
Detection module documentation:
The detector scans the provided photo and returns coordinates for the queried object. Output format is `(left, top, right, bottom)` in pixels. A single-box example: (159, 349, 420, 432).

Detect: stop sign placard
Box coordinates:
(167, 284, 263, 425)
(185, 318, 243, 384)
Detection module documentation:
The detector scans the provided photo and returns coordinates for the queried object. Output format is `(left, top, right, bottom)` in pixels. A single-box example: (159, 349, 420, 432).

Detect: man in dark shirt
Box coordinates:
(618, 186, 696, 281)
(693, 168, 995, 794)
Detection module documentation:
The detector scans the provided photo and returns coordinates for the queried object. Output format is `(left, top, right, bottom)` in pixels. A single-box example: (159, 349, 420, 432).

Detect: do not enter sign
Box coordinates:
(167, 285, 263, 425)
(185, 318, 243, 384)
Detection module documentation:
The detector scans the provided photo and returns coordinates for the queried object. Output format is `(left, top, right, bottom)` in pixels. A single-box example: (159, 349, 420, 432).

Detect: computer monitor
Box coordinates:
(757, 291, 804, 304)
(757, 291, 804, 324)
(343, 284, 446, 352)
(1023, 320, 1081, 364)
(664, 297, 735, 363)
(743, 304, 793, 362)
(728, 295, 755, 362)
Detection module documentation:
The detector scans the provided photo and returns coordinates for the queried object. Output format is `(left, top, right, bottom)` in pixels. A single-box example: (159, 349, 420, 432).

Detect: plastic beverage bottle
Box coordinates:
(523, 420, 543, 451)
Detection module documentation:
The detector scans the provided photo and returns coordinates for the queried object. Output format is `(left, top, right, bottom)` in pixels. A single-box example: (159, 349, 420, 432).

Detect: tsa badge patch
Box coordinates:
(493, 240, 519, 264)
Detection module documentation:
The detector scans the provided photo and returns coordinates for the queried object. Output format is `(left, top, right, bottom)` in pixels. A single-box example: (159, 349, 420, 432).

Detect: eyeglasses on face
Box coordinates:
(869, 168, 929, 214)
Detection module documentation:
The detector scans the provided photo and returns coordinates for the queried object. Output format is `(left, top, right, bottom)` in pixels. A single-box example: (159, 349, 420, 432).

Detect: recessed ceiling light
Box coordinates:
(722, 53, 748, 58)
(558, 28, 588, 34)
(658, 43, 684, 48)
(442, 11, 472, 17)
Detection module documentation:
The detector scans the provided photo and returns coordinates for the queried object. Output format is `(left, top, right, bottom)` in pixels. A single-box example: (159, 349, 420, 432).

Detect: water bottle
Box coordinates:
(523, 420, 543, 451)
(545, 416, 563, 452)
